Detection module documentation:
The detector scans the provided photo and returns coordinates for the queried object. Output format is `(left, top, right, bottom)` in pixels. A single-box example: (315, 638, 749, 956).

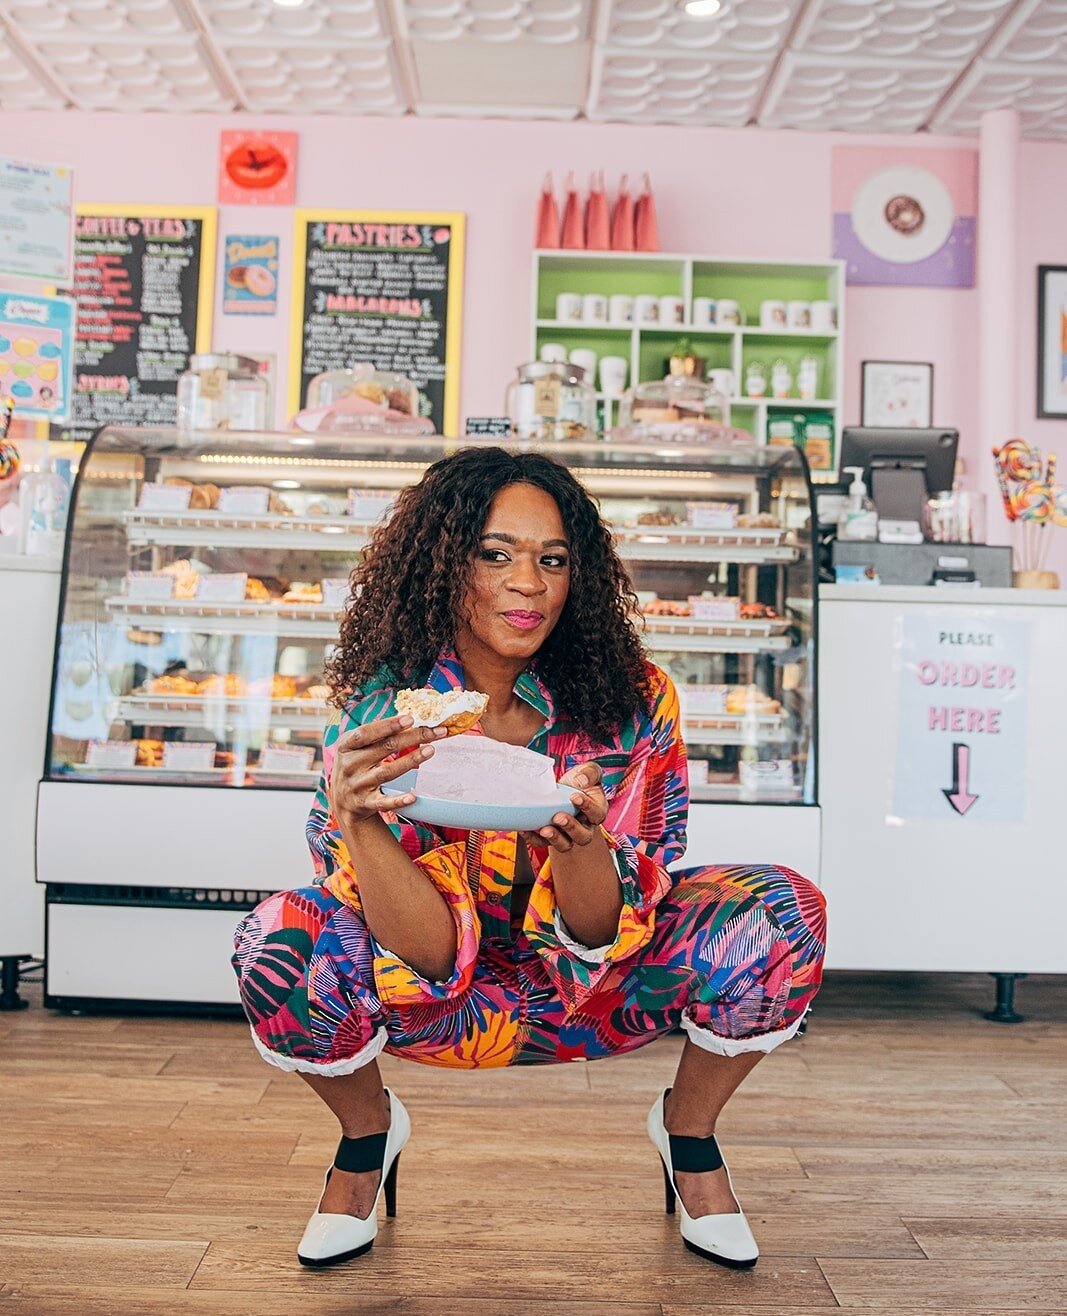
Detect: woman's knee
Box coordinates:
(232, 887, 329, 1024)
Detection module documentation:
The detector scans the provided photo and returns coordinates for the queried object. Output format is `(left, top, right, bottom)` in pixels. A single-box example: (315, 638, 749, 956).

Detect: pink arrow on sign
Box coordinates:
(943, 742, 979, 816)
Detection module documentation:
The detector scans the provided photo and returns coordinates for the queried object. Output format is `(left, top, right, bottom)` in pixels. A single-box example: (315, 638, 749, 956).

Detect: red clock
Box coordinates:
(218, 131, 298, 205)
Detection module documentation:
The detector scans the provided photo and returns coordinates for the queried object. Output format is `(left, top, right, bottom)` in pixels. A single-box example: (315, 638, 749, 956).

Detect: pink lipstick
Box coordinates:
(502, 610, 544, 631)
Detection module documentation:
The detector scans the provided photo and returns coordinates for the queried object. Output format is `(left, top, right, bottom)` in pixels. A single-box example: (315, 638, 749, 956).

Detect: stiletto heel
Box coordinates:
(297, 1088, 411, 1268)
(384, 1150, 401, 1218)
(661, 1157, 677, 1214)
(647, 1087, 759, 1269)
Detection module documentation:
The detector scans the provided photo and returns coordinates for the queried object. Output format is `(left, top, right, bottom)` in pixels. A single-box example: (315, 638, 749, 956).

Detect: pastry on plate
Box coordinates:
(282, 583, 323, 604)
(395, 687, 489, 735)
(147, 673, 200, 696)
(200, 673, 247, 698)
(135, 739, 165, 767)
(245, 576, 271, 601)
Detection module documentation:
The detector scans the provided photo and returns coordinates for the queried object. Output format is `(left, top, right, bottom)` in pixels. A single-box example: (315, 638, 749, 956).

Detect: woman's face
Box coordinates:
(458, 482, 571, 664)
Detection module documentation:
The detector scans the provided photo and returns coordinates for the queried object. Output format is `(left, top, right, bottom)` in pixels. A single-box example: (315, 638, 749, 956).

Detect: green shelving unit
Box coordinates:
(531, 251, 846, 476)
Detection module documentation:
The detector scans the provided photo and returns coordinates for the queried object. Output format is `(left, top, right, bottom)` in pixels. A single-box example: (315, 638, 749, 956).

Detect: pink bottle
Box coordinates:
(560, 172, 584, 249)
(634, 173, 660, 252)
(585, 171, 610, 251)
(534, 172, 560, 249)
(610, 174, 634, 251)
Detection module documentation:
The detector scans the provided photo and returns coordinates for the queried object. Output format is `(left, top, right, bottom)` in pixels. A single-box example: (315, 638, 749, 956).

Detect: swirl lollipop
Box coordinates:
(1011, 481, 1054, 522)
(996, 438, 1042, 484)
(1053, 486, 1067, 529)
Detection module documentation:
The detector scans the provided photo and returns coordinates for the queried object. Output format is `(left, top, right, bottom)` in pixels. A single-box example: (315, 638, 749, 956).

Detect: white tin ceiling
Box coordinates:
(1, 0, 1066, 137)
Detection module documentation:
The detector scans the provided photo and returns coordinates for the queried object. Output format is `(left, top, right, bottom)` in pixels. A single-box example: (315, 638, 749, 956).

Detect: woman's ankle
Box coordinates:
(338, 1088, 391, 1140)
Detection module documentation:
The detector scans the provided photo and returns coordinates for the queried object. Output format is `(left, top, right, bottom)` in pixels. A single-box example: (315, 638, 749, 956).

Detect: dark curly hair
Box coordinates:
(325, 446, 651, 740)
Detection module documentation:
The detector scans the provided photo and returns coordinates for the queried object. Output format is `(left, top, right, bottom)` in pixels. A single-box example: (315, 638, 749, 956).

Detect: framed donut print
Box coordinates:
(1037, 265, 1067, 419)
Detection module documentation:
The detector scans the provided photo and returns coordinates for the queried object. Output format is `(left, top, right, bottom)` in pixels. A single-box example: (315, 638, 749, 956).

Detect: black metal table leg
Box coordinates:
(0, 956, 29, 1011)
(985, 972, 1026, 1023)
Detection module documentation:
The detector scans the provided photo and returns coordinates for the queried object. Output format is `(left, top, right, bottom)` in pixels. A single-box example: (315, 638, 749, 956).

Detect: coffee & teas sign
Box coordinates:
(892, 614, 1030, 822)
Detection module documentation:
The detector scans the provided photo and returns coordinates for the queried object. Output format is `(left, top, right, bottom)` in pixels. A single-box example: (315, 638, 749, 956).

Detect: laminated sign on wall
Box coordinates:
(892, 614, 1030, 823)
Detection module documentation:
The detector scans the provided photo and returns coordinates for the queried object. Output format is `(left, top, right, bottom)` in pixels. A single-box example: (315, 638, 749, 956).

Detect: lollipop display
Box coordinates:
(992, 438, 1063, 582)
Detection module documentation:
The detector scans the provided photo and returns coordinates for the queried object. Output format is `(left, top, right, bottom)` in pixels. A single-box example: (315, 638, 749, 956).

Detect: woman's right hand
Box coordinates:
(328, 714, 448, 829)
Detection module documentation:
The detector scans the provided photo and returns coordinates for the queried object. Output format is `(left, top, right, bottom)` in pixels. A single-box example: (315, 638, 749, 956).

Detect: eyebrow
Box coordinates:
(480, 532, 570, 549)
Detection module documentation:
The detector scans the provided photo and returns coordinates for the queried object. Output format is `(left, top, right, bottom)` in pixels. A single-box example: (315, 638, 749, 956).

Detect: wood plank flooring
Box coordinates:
(1, 970, 1065, 1314)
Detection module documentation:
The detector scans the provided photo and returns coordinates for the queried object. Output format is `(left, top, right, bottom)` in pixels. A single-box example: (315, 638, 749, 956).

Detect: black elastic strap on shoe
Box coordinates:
(334, 1132, 387, 1174)
(668, 1133, 724, 1174)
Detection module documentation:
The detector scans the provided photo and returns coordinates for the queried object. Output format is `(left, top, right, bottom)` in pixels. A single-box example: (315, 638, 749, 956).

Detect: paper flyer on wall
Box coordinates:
(0, 289, 76, 422)
(223, 234, 280, 315)
(0, 156, 75, 285)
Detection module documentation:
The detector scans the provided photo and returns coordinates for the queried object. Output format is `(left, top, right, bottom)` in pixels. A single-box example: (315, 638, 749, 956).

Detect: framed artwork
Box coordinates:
(1037, 265, 1067, 418)
(861, 360, 934, 428)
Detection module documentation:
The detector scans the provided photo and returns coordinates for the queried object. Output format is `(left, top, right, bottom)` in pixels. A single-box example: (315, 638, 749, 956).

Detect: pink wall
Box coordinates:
(15, 109, 980, 440)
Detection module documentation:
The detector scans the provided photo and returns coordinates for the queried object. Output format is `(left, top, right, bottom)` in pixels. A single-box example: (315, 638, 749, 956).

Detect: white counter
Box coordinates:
(0, 554, 61, 963)
(819, 582, 1067, 973)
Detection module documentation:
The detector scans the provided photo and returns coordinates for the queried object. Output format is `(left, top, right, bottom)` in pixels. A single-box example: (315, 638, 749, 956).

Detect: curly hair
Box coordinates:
(325, 446, 651, 740)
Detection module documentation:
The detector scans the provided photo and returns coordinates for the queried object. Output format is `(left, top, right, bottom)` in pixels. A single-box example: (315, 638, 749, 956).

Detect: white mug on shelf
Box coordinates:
(759, 299, 787, 329)
(692, 297, 717, 328)
(609, 294, 634, 325)
(555, 292, 582, 322)
(634, 294, 660, 324)
(787, 300, 812, 329)
(568, 348, 598, 379)
(715, 298, 743, 326)
(707, 368, 735, 398)
(659, 295, 685, 326)
(599, 355, 628, 396)
(539, 342, 568, 363)
(582, 293, 608, 324)
(811, 300, 836, 332)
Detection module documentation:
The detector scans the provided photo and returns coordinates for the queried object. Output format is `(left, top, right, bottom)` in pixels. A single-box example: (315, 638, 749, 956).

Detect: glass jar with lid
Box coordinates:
(506, 361, 597, 441)
(618, 375, 729, 430)
(176, 353, 269, 432)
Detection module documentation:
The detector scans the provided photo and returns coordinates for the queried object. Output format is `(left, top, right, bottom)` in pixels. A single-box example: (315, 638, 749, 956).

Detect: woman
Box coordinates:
(233, 447, 826, 1271)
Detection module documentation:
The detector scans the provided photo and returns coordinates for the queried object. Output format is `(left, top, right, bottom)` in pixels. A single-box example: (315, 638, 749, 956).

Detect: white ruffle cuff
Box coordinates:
(249, 1024, 387, 1076)
(680, 1010, 808, 1058)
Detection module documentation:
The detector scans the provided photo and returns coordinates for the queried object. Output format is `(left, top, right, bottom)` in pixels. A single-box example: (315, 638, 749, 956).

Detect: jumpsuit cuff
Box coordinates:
(680, 1009, 808, 1058)
(248, 1023, 387, 1075)
(551, 847, 627, 964)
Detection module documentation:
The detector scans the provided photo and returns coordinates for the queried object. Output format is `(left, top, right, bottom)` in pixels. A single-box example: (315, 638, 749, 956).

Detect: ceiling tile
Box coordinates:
(931, 56, 1067, 138)
(600, 0, 801, 56)
(412, 36, 588, 113)
(793, 0, 1015, 63)
(2, 0, 193, 40)
(399, 0, 591, 45)
(589, 50, 775, 124)
(0, 32, 66, 107)
(984, 0, 1067, 62)
(761, 51, 958, 131)
(221, 40, 405, 111)
(198, 0, 391, 48)
(30, 36, 233, 109)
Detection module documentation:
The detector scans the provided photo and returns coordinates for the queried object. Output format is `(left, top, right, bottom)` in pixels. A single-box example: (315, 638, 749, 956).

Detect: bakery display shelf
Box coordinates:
(690, 781, 803, 803)
(641, 614, 792, 654)
(611, 525, 798, 565)
(68, 763, 231, 782)
(681, 713, 789, 746)
(114, 694, 329, 730)
(123, 508, 376, 552)
(105, 597, 342, 639)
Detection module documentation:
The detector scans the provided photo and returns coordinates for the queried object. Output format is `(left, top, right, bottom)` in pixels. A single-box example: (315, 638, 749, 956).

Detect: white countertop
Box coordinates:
(0, 551, 62, 574)
(821, 584, 1067, 607)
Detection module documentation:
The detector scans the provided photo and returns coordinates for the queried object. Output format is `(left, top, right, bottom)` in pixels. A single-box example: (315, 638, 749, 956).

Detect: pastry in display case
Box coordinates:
(37, 423, 816, 1009)
(290, 365, 434, 436)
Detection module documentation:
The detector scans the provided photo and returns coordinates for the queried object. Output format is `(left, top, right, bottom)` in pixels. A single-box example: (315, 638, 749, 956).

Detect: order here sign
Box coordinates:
(891, 614, 1030, 823)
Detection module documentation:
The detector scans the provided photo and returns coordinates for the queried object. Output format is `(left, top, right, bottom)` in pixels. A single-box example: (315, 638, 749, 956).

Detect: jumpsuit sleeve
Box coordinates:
(307, 691, 481, 1006)
(525, 667, 689, 1012)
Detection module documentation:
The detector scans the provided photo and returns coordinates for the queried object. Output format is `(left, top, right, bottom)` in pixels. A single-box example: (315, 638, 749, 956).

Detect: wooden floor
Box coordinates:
(1, 972, 1066, 1314)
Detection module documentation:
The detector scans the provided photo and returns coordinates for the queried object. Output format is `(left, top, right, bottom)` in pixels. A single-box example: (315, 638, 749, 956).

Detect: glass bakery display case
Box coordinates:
(38, 425, 817, 1010)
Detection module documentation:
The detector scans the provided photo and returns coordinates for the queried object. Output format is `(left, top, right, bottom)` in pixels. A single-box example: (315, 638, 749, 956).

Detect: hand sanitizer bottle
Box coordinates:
(838, 466, 878, 542)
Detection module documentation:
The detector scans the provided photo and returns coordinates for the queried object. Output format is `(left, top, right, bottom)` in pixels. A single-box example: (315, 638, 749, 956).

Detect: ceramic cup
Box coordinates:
(707, 368, 735, 398)
(716, 298, 743, 326)
(539, 342, 568, 364)
(659, 295, 685, 326)
(692, 297, 717, 327)
(599, 355, 628, 396)
(787, 300, 812, 329)
(634, 294, 660, 324)
(582, 293, 608, 324)
(569, 348, 598, 379)
(760, 299, 787, 329)
(555, 292, 582, 322)
(609, 294, 634, 325)
(811, 300, 836, 332)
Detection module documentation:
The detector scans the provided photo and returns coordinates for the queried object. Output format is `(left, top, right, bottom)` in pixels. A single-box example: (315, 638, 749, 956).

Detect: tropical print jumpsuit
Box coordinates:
(233, 650, 827, 1073)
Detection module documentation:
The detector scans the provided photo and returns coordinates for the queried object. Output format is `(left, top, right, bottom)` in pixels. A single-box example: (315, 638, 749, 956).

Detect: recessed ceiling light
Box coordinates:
(271, 0, 308, 8)
(683, 0, 721, 14)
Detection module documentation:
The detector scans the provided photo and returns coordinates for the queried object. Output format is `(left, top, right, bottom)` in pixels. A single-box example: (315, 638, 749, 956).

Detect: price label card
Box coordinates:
(533, 377, 561, 418)
(138, 483, 192, 512)
(347, 489, 396, 522)
(686, 502, 738, 530)
(199, 367, 227, 401)
(679, 684, 728, 714)
(196, 572, 248, 603)
(740, 759, 795, 791)
(217, 485, 270, 515)
(465, 417, 512, 436)
(321, 577, 349, 609)
(689, 596, 740, 622)
(687, 758, 711, 786)
(162, 741, 217, 771)
(86, 740, 138, 769)
(258, 743, 315, 773)
(126, 572, 175, 601)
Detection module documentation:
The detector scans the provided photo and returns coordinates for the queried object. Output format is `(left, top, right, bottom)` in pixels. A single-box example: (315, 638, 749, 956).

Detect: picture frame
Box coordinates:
(861, 360, 934, 428)
(1037, 265, 1067, 418)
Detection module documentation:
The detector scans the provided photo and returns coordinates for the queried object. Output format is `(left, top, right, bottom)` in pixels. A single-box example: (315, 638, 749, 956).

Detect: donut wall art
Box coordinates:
(832, 146, 977, 289)
(0, 290, 75, 422)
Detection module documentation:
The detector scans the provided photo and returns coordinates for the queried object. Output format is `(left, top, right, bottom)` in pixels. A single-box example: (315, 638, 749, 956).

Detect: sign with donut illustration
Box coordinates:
(290, 209, 465, 436)
(223, 234, 279, 315)
(0, 290, 75, 422)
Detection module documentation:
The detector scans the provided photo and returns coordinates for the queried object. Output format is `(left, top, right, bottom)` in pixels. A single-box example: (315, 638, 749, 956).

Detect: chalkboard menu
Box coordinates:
(290, 210, 465, 436)
(65, 205, 216, 442)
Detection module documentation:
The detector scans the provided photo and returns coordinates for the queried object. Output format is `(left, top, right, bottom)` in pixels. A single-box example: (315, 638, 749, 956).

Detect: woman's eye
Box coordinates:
(542, 555, 568, 568)
(479, 549, 509, 563)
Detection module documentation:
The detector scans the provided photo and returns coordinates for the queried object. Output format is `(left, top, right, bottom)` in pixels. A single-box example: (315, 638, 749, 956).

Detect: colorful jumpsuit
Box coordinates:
(233, 651, 827, 1072)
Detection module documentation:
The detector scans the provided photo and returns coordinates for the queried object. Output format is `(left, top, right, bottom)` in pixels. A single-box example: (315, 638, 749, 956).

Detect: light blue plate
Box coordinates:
(384, 769, 578, 831)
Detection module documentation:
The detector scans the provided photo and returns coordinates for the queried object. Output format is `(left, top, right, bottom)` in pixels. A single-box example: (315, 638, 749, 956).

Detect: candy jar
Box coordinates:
(745, 361, 767, 398)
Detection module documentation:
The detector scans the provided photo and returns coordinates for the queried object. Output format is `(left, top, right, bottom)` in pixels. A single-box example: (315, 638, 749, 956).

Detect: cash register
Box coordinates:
(824, 427, 1012, 587)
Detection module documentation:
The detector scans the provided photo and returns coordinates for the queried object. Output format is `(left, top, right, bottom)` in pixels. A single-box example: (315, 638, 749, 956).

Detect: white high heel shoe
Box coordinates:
(297, 1088, 411, 1268)
(647, 1087, 759, 1269)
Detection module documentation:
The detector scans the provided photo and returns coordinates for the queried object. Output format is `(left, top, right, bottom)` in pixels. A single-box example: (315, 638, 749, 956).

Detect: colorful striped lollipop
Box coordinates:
(996, 437, 1042, 484)
(1011, 481, 1054, 522)
(991, 447, 1018, 522)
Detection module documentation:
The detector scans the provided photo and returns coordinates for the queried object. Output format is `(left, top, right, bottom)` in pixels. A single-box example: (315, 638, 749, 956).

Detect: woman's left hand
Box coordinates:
(522, 762, 608, 854)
